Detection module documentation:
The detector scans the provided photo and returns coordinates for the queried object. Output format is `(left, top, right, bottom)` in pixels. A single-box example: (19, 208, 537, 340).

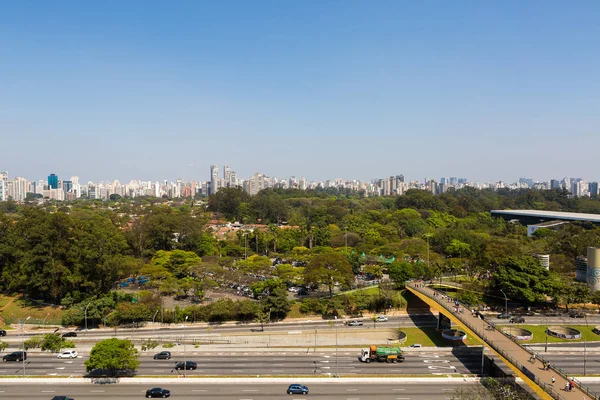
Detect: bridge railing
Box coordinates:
(409, 283, 573, 400)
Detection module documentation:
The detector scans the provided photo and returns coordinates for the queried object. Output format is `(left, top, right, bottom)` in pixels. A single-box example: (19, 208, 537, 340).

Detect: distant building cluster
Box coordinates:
(0, 166, 598, 202)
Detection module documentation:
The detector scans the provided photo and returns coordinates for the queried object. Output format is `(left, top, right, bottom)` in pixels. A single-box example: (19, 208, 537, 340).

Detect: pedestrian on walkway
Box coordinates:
(551, 376, 555, 385)
(565, 382, 570, 392)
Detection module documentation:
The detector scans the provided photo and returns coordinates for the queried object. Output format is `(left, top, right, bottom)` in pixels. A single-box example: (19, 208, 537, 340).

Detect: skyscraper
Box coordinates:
(589, 182, 599, 198)
(48, 173, 59, 189)
(210, 165, 219, 195)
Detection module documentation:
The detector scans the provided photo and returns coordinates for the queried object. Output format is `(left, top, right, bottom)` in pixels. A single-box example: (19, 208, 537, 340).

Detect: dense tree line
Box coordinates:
(1, 187, 600, 317)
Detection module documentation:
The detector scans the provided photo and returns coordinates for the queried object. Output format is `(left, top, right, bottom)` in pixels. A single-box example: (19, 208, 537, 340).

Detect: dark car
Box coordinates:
(3, 351, 26, 362)
(51, 397, 75, 400)
(175, 361, 197, 370)
(153, 351, 172, 360)
(570, 312, 585, 318)
(145, 387, 170, 398)
(0, 330, 6, 336)
(287, 384, 309, 395)
(509, 317, 525, 323)
(497, 313, 511, 319)
(62, 332, 77, 337)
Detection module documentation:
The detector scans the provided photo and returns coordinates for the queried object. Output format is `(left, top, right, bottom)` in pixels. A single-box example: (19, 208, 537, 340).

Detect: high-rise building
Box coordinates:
(550, 179, 560, 190)
(63, 180, 73, 195)
(0, 179, 5, 201)
(223, 165, 232, 187)
(210, 165, 219, 195)
(48, 173, 59, 189)
(589, 182, 599, 198)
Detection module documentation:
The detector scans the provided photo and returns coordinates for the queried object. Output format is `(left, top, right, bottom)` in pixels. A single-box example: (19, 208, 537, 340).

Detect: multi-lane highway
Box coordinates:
(12, 312, 600, 340)
(0, 382, 487, 399)
(0, 350, 483, 377)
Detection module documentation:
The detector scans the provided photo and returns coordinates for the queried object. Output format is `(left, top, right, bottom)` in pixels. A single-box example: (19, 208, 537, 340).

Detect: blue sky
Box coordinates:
(1, 1, 599, 183)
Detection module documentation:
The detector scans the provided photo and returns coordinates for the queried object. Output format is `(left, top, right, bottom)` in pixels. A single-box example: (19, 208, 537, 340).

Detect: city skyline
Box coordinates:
(2, 2, 600, 181)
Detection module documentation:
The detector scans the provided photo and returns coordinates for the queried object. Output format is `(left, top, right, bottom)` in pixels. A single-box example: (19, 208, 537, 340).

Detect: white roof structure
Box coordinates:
(491, 209, 600, 223)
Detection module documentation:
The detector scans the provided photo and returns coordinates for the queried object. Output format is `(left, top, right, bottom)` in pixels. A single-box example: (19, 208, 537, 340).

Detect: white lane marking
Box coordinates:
(243, 390, 258, 392)
(41, 391, 56, 393)
(393, 389, 406, 391)
(192, 390, 207, 392)
(90, 390, 105, 392)
(346, 388, 358, 391)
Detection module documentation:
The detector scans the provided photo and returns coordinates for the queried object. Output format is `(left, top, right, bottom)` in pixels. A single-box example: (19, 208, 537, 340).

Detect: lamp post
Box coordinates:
(43, 313, 50, 330)
(22, 316, 30, 377)
(500, 290, 508, 316)
(84, 303, 91, 332)
(183, 316, 188, 377)
(335, 322, 339, 378)
(544, 318, 549, 353)
(481, 321, 485, 376)
(584, 339, 587, 376)
(153, 310, 159, 324)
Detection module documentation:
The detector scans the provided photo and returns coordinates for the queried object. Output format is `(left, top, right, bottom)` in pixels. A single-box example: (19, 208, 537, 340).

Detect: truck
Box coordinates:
(359, 345, 405, 363)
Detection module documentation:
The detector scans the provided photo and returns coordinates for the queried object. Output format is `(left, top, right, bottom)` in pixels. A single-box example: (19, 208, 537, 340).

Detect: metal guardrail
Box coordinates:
(409, 284, 582, 400)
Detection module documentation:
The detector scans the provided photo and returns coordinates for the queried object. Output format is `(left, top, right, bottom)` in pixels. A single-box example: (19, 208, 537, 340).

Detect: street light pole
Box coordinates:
(22, 316, 30, 377)
(544, 319, 548, 353)
(84, 303, 91, 331)
(481, 321, 485, 376)
(335, 322, 338, 378)
(43, 313, 49, 330)
(183, 316, 188, 377)
(153, 310, 159, 324)
(500, 290, 508, 316)
(584, 339, 587, 376)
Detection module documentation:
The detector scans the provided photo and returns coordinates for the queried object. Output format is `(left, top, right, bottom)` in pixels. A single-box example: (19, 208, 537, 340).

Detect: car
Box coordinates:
(0, 330, 6, 336)
(2, 351, 26, 362)
(570, 312, 585, 318)
(57, 350, 78, 359)
(408, 343, 422, 348)
(297, 288, 309, 296)
(51, 397, 75, 400)
(347, 320, 363, 326)
(62, 332, 77, 337)
(509, 317, 525, 323)
(175, 361, 197, 370)
(153, 351, 172, 360)
(497, 313, 512, 319)
(375, 315, 388, 322)
(145, 387, 170, 398)
(287, 384, 309, 395)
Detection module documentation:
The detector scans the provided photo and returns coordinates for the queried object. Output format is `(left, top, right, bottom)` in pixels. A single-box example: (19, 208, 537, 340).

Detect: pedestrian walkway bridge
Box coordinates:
(406, 282, 597, 400)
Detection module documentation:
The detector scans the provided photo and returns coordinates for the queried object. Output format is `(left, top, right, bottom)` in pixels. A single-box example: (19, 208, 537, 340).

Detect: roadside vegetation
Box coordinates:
(1, 187, 600, 328)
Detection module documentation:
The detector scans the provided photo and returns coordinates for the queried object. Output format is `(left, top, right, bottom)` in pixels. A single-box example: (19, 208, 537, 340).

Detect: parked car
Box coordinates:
(57, 350, 78, 359)
(509, 317, 525, 323)
(175, 361, 197, 370)
(375, 315, 388, 322)
(51, 397, 75, 400)
(0, 330, 6, 336)
(287, 384, 309, 395)
(497, 313, 512, 319)
(408, 344, 422, 348)
(570, 312, 585, 318)
(347, 320, 363, 326)
(145, 387, 170, 398)
(62, 332, 77, 337)
(297, 288, 309, 296)
(3, 351, 26, 362)
(153, 351, 172, 360)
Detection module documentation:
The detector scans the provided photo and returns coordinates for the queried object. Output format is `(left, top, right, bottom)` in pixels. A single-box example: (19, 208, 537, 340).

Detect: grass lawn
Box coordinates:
(398, 327, 481, 347)
(0, 296, 64, 327)
(495, 324, 600, 344)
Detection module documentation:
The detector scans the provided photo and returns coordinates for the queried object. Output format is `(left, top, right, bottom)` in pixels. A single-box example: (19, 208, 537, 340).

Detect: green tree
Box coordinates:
(388, 261, 414, 286)
(493, 256, 554, 304)
(85, 338, 140, 376)
(41, 333, 75, 352)
(0, 341, 8, 352)
(304, 252, 354, 298)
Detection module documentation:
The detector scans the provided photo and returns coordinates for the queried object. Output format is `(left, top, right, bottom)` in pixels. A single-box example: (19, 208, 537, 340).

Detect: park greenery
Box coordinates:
(1, 187, 600, 326)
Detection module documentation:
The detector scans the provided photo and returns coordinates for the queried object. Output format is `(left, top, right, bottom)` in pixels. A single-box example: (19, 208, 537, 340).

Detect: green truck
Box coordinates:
(359, 345, 405, 363)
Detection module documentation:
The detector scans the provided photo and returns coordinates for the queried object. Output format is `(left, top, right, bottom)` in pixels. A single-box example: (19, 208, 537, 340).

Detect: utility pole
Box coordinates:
(335, 323, 339, 378)
(22, 316, 30, 377)
(584, 339, 587, 376)
(84, 303, 91, 332)
(480, 321, 485, 376)
(183, 316, 188, 378)
(500, 290, 508, 316)
(544, 318, 548, 353)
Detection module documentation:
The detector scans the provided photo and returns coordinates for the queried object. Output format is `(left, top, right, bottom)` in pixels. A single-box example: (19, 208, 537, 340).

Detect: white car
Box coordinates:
(57, 350, 78, 359)
(375, 315, 388, 322)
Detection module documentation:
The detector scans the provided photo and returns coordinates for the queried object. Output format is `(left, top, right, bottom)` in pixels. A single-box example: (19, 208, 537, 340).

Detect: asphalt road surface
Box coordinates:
(0, 382, 487, 399)
(0, 350, 484, 377)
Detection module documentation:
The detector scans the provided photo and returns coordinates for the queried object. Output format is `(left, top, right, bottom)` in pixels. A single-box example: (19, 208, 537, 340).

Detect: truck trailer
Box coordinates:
(359, 346, 405, 363)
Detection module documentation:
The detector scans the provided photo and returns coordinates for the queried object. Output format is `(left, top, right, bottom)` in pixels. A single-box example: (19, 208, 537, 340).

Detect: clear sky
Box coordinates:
(1, 1, 599, 184)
